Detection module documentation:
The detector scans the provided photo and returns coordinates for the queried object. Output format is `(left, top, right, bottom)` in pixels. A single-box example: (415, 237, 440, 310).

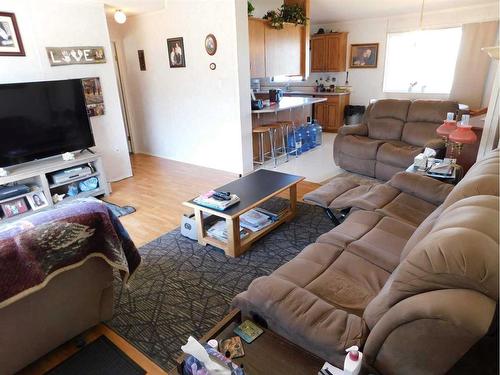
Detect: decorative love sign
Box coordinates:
(46, 46, 106, 66)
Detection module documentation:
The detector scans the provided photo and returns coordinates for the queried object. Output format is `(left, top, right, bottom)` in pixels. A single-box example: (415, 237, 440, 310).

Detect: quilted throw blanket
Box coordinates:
(0, 199, 141, 308)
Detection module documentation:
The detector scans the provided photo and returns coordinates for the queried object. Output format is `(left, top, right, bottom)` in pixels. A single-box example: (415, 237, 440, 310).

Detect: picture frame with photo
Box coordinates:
(0, 11, 25, 56)
(167, 37, 186, 68)
(349, 43, 379, 68)
(205, 34, 217, 56)
(1, 197, 29, 218)
(82, 77, 105, 117)
(27, 191, 49, 211)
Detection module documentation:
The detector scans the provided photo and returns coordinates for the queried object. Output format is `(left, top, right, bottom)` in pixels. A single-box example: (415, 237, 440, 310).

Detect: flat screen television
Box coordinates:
(0, 79, 95, 167)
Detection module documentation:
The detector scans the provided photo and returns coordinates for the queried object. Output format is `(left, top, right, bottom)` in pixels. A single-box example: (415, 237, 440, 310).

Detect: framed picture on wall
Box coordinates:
(82, 77, 105, 117)
(349, 43, 379, 68)
(167, 37, 186, 68)
(0, 12, 25, 56)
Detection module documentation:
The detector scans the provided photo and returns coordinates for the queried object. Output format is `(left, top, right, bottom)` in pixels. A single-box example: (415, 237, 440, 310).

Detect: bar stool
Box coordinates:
(266, 123, 289, 163)
(252, 126, 275, 166)
(276, 120, 299, 158)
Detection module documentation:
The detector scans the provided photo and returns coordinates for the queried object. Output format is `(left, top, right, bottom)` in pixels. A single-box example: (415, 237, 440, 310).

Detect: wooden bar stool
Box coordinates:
(252, 126, 275, 166)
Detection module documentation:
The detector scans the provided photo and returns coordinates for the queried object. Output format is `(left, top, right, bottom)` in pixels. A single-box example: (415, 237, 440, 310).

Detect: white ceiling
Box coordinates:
(310, 0, 498, 24)
(103, 0, 164, 16)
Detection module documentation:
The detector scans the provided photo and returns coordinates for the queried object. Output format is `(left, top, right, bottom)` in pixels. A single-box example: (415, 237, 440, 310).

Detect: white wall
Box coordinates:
(116, 0, 252, 175)
(0, 0, 132, 182)
(250, 0, 284, 18)
(310, 2, 499, 106)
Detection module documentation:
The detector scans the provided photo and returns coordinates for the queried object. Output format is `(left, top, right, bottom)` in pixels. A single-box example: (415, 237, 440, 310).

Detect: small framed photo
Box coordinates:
(205, 34, 217, 56)
(349, 43, 379, 68)
(27, 192, 49, 211)
(1, 197, 29, 218)
(167, 37, 186, 68)
(0, 12, 25, 56)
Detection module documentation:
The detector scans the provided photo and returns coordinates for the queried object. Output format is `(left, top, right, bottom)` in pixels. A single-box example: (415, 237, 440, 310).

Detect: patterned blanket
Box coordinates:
(0, 199, 141, 308)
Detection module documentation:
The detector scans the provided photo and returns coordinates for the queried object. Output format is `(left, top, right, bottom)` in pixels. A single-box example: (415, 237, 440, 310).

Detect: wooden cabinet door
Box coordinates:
(326, 103, 339, 131)
(326, 33, 347, 72)
(314, 102, 326, 125)
(310, 36, 326, 72)
(248, 19, 266, 78)
(265, 23, 302, 77)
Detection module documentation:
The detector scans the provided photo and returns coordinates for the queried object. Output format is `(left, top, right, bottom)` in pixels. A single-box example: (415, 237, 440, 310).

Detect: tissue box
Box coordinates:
(414, 153, 428, 170)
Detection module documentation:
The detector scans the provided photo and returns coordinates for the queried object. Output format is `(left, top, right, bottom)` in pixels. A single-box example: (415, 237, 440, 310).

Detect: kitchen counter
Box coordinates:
(285, 91, 350, 96)
(252, 96, 327, 114)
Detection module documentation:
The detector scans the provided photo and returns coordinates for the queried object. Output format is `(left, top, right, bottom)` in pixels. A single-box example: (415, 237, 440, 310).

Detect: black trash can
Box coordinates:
(344, 105, 366, 125)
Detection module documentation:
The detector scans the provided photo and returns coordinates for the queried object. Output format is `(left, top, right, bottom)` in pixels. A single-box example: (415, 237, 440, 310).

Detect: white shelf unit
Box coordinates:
(0, 151, 110, 222)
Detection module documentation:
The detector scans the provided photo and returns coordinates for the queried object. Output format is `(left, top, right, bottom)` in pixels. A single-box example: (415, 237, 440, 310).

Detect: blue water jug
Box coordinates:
(301, 124, 310, 152)
(313, 119, 323, 146)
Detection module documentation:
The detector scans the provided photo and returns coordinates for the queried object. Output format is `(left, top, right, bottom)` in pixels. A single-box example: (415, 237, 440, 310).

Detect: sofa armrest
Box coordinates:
(363, 289, 496, 375)
(338, 123, 368, 136)
(388, 172, 453, 206)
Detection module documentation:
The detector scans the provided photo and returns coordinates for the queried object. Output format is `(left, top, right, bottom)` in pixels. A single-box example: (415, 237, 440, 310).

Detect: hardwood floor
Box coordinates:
(105, 153, 320, 246)
(18, 154, 320, 374)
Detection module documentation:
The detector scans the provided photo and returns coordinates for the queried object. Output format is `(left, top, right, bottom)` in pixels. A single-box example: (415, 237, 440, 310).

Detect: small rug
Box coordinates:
(47, 336, 146, 375)
(107, 198, 335, 371)
(103, 201, 136, 218)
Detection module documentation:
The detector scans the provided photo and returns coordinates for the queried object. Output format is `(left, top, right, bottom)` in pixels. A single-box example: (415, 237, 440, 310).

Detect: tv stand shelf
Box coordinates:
(0, 151, 110, 222)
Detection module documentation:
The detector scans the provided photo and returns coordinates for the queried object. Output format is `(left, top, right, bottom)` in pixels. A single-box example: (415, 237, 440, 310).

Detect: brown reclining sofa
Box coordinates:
(232, 149, 499, 374)
(334, 99, 459, 180)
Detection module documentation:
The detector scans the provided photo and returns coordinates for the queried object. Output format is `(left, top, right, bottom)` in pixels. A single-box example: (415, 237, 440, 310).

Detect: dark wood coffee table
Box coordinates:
(183, 170, 304, 257)
(174, 309, 324, 375)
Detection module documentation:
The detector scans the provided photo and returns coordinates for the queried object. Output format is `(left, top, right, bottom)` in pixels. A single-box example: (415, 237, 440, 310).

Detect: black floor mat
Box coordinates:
(47, 336, 146, 375)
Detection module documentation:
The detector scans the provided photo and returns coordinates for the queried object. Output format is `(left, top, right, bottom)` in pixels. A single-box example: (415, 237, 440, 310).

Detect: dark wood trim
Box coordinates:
(0, 11, 25, 57)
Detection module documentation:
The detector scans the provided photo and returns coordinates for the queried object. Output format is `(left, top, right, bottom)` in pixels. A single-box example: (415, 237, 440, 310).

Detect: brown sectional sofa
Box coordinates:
(334, 99, 459, 180)
(233, 149, 499, 374)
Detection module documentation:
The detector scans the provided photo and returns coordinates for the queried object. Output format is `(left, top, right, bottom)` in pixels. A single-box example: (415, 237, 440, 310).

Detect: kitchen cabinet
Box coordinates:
(249, 18, 266, 78)
(265, 23, 302, 77)
(310, 32, 348, 72)
(313, 94, 350, 132)
(248, 17, 303, 78)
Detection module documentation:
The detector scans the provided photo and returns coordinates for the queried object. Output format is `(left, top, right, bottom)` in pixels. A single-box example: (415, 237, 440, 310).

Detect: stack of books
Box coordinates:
(193, 191, 240, 211)
(426, 158, 456, 178)
(207, 220, 248, 243)
(240, 208, 278, 232)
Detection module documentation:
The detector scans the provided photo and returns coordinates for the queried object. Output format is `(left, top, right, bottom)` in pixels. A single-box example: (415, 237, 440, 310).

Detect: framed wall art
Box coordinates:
(205, 34, 217, 56)
(0, 12, 25, 56)
(167, 37, 186, 68)
(349, 43, 379, 68)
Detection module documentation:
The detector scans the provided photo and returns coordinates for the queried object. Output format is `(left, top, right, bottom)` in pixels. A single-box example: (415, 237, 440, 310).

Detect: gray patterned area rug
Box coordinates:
(106, 198, 334, 371)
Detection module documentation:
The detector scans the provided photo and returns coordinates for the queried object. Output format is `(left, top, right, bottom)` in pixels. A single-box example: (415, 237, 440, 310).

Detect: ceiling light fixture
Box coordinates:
(114, 9, 127, 24)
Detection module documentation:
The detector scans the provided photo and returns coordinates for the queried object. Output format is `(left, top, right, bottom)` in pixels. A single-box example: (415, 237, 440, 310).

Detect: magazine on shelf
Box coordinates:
(207, 220, 248, 243)
(239, 208, 279, 232)
(193, 191, 240, 211)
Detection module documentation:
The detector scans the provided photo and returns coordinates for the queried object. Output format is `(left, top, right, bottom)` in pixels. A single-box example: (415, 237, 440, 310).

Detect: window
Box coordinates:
(272, 75, 303, 83)
(383, 27, 462, 94)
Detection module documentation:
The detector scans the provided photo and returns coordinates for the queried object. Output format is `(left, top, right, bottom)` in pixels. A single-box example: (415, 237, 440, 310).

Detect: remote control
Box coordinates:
(213, 191, 231, 200)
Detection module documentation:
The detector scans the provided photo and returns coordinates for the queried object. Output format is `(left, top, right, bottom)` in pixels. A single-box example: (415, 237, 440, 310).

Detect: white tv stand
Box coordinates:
(0, 151, 110, 222)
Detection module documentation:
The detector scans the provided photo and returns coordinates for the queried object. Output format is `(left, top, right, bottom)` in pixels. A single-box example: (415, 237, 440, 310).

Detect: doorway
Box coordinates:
(112, 41, 134, 154)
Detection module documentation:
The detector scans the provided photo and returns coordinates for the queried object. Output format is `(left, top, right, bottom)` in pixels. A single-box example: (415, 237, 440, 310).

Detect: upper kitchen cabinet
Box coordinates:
(249, 18, 266, 78)
(248, 18, 305, 78)
(310, 32, 348, 72)
(265, 23, 302, 77)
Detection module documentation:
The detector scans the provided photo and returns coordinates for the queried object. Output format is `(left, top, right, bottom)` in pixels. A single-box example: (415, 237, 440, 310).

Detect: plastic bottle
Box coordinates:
(313, 119, 323, 146)
(303, 124, 311, 152)
(294, 127, 303, 155)
(344, 346, 362, 375)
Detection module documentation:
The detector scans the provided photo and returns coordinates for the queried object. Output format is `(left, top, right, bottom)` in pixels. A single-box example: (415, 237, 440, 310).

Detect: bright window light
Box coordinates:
(272, 75, 303, 83)
(383, 27, 462, 94)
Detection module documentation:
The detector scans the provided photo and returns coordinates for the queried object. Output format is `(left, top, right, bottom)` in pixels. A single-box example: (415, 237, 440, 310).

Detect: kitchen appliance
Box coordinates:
(0, 79, 95, 167)
(269, 89, 283, 103)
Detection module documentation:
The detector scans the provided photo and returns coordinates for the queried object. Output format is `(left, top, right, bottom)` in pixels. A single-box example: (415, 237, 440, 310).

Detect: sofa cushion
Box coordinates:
(303, 177, 360, 209)
(376, 141, 422, 169)
(367, 99, 411, 140)
(347, 216, 416, 273)
(306, 251, 390, 316)
(317, 210, 384, 248)
(402, 100, 458, 146)
(340, 135, 384, 160)
(376, 192, 438, 226)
